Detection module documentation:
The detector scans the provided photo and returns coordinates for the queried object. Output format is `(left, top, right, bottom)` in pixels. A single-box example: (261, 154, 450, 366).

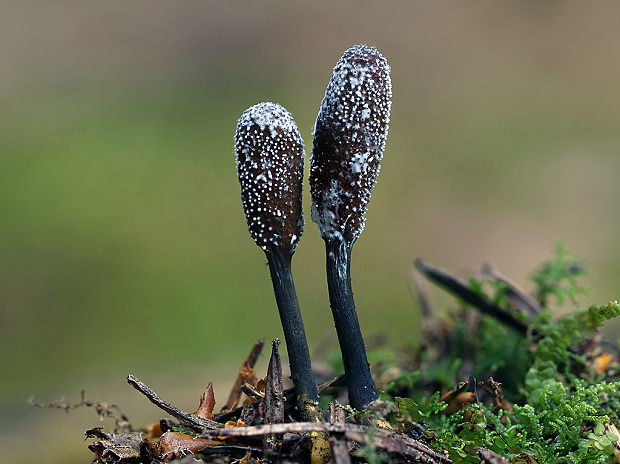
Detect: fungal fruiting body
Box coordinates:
(310, 45, 392, 409)
(235, 102, 321, 421)
(235, 102, 304, 254)
(310, 44, 392, 245)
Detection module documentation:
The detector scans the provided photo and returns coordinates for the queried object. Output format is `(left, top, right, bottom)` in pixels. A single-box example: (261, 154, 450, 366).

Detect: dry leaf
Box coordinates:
(194, 382, 215, 420)
(87, 429, 143, 462)
(143, 422, 164, 439)
(443, 392, 476, 415)
(218, 419, 245, 440)
(240, 362, 258, 387)
(255, 378, 266, 393)
(158, 431, 220, 457)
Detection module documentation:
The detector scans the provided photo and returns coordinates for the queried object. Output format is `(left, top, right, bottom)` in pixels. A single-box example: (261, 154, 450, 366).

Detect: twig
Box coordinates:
(345, 427, 451, 463)
(409, 267, 434, 321)
(415, 258, 528, 335)
(329, 402, 351, 464)
(224, 339, 265, 410)
(217, 375, 345, 423)
(329, 402, 346, 425)
(197, 444, 263, 458)
(482, 263, 541, 318)
(201, 423, 451, 463)
(29, 391, 131, 433)
(241, 383, 264, 400)
(127, 375, 220, 432)
(410, 266, 444, 340)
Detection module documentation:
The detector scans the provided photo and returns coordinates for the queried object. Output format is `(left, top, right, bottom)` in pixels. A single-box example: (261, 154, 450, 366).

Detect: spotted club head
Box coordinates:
(235, 102, 305, 254)
(310, 44, 392, 244)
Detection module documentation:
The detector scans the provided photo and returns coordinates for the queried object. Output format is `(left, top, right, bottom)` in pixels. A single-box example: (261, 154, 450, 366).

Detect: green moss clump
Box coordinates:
(380, 246, 620, 463)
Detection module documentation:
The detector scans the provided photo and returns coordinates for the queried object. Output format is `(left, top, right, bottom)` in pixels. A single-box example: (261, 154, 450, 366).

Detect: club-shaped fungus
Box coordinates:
(310, 44, 392, 409)
(235, 102, 321, 421)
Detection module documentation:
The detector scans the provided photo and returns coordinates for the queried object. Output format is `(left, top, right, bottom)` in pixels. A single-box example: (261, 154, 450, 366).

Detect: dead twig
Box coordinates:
(217, 374, 345, 423)
(197, 444, 263, 458)
(127, 375, 220, 432)
(409, 267, 435, 323)
(329, 402, 351, 464)
(224, 339, 265, 411)
(415, 258, 528, 335)
(345, 427, 451, 463)
(200, 423, 450, 463)
(482, 263, 541, 319)
(241, 383, 265, 401)
(29, 391, 131, 433)
(86, 429, 143, 462)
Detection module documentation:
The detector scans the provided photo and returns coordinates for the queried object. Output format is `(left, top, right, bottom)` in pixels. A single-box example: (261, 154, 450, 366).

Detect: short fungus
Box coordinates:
(310, 44, 392, 409)
(234, 102, 321, 422)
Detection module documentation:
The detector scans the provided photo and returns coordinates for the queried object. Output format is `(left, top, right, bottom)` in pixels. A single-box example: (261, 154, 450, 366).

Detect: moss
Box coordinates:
(381, 246, 619, 463)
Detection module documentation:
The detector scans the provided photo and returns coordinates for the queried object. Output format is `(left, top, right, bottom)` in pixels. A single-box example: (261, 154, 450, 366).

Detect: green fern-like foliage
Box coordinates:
(383, 246, 619, 463)
(530, 242, 589, 307)
(526, 301, 620, 406)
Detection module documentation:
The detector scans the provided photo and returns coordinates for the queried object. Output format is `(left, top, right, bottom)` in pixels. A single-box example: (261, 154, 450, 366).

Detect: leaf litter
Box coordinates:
(30, 249, 620, 463)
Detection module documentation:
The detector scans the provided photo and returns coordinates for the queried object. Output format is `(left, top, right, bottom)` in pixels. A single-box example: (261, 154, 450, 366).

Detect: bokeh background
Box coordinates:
(2, 1, 619, 462)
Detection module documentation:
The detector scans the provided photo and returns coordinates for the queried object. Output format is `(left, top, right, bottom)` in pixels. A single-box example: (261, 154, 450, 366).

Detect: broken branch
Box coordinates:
(127, 375, 220, 432)
(415, 258, 528, 335)
(224, 339, 265, 410)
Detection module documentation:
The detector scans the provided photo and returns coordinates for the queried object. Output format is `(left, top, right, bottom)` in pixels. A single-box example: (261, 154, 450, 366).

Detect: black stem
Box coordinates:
(415, 258, 529, 335)
(266, 251, 319, 409)
(324, 239, 378, 409)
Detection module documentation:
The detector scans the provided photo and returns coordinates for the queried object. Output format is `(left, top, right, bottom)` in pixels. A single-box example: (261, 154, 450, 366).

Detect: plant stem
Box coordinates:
(266, 250, 321, 420)
(324, 239, 378, 409)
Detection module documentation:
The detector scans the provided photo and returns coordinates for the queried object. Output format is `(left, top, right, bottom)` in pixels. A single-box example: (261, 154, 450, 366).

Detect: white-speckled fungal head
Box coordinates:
(235, 102, 305, 253)
(310, 44, 392, 244)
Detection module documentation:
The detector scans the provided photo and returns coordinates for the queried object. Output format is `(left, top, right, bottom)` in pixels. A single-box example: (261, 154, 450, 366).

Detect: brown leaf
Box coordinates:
(241, 383, 264, 402)
(218, 419, 245, 440)
(194, 382, 215, 420)
(224, 339, 265, 410)
(87, 430, 143, 462)
(440, 381, 469, 403)
(255, 378, 267, 393)
(443, 392, 476, 415)
(225, 419, 246, 428)
(158, 431, 221, 457)
(144, 422, 164, 439)
(240, 363, 259, 387)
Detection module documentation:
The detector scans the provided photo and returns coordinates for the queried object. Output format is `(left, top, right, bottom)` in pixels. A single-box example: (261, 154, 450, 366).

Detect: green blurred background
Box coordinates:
(1, 1, 619, 462)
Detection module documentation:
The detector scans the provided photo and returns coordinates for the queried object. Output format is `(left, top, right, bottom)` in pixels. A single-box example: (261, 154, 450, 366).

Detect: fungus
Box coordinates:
(234, 102, 321, 421)
(310, 44, 392, 409)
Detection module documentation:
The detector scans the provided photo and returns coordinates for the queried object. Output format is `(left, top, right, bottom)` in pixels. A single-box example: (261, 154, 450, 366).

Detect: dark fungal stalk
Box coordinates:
(234, 102, 321, 422)
(310, 45, 392, 409)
